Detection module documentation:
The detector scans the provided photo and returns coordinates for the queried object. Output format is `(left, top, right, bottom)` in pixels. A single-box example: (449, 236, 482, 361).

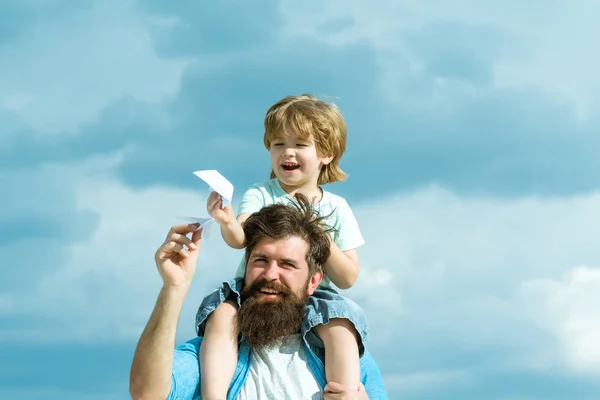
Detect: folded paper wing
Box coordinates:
(175, 216, 213, 239)
(177, 170, 235, 240)
(193, 169, 234, 207)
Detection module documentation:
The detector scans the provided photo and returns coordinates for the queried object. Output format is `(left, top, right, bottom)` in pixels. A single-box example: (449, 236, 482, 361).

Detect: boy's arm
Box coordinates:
(207, 190, 246, 249)
(324, 198, 364, 289)
(210, 185, 263, 249)
(219, 213, 251, 249)
(219, 213, 246, 249)
(324, 241, 360, 289)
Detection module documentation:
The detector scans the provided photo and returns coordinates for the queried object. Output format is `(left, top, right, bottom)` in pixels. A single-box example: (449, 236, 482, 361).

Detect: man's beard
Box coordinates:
(238, 278, 309, 349)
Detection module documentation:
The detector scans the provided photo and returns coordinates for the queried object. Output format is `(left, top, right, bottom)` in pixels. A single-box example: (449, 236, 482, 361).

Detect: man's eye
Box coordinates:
(297, 143, 307, 147)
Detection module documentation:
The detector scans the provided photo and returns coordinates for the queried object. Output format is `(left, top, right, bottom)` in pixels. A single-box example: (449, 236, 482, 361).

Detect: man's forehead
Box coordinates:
(250, 236, 308, 260)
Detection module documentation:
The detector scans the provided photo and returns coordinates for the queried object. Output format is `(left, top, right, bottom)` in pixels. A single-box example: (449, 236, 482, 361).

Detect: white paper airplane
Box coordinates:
(177, 170, 235, 239)
(193, 169, 234, 207)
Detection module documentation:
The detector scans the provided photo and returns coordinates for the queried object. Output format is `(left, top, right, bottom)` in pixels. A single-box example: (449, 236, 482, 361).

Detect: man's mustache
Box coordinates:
(241, 278, 292, 299)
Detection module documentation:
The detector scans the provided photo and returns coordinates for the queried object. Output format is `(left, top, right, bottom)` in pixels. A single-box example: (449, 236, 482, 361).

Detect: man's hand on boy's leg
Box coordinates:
(323, 382, 369, 400)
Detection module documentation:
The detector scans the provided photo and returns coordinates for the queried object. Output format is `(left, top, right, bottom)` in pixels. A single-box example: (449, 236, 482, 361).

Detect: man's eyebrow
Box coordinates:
(280, 258, 299, 266)
(251, 252, 268, 259)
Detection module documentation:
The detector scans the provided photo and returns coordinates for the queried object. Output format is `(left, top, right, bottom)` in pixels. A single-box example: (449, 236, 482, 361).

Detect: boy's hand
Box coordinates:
(207, 191, 235, 225)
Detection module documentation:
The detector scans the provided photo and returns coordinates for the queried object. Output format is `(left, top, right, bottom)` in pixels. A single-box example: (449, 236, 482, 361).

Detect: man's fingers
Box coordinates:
(166, 232, 197, 250)
(324, 382, 369, 400)
(158, 242, 189, 259)
(165, 223, 199, 242)
(191, 227, 203, 245)
(324, 382, 345, 393)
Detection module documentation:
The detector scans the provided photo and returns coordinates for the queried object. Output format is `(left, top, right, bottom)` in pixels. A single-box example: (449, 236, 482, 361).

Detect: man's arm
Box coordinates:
(130, 286, 188, 400)
(130, 222, 203, 400)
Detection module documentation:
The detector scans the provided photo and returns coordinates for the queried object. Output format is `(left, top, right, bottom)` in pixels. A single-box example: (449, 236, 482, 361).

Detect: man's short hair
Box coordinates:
(243, 193, 333, 276)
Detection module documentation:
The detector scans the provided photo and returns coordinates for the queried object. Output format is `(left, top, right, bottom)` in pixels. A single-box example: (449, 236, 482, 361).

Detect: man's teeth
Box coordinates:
(261, 289, 279, 294)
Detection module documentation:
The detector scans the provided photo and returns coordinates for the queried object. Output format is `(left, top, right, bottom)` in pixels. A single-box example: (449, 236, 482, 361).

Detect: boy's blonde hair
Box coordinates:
(263, 94, 348, 185)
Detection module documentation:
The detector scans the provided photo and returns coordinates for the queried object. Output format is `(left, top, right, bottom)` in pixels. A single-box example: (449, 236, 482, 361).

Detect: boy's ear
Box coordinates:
(321, 154, 334, 165)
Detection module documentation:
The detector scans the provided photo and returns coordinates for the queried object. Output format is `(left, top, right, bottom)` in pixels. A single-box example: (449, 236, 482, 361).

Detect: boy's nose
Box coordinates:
(283, 147, 295, 156)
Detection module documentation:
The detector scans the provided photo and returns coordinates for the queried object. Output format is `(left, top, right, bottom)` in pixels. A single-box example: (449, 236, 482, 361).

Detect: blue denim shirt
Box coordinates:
(167, 336, 389, 399)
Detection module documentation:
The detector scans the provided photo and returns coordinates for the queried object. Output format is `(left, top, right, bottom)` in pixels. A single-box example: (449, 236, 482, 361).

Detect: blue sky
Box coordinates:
(2, 0, 600, 398)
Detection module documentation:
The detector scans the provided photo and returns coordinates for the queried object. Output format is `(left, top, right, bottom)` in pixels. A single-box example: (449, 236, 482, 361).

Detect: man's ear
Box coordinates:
(307, 271, 324, 295)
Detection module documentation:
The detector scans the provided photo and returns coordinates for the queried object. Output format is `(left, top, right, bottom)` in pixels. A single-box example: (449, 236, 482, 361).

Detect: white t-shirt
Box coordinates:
(235, 178, 365, 288)
(237, 334, 322, 400)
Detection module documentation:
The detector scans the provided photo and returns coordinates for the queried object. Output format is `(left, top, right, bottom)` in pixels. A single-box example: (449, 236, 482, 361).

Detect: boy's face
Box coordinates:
(269, 132, 333, 189)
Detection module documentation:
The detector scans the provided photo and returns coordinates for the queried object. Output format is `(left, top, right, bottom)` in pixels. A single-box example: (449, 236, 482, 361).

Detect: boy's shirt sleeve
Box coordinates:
(334, 199, 365, 252)
(237, 185, 266, 216)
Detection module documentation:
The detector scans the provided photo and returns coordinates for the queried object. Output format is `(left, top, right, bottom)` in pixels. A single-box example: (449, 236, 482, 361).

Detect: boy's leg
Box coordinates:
(199, 298, 239, 400)
(315, 319, 361, 391)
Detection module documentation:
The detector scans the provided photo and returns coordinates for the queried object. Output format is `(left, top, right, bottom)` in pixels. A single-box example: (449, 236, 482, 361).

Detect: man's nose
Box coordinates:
(263, 261, 280, 280)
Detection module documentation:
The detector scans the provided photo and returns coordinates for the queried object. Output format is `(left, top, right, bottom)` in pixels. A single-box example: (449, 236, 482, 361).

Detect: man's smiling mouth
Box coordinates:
(260, 288, 281, 294)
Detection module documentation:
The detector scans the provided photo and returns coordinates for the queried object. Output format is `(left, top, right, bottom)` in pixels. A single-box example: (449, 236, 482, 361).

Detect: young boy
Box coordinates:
(196, 94, 367, 399)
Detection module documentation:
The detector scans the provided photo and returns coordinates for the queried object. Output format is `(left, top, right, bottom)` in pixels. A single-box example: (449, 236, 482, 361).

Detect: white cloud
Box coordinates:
(521, 265, 600, 376)
(384, 369, 472, 394)
(0, 388, 118, 400)
(279, 0, 600, 112)
(346, 185, 600, 373)
(3, 156, 600, 382)
(14, 153, 242, 343)
(0, 0, 191, 134)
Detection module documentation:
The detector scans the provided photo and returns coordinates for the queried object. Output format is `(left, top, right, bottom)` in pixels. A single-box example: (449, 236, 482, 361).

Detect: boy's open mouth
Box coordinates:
(281, 162, 300, 171)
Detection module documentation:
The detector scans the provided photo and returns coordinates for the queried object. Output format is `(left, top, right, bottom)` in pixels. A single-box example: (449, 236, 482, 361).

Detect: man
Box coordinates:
(130, 195, 388, 399)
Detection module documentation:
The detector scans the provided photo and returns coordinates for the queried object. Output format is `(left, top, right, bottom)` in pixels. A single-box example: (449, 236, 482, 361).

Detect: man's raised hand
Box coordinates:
(154, 223, 203, 288)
